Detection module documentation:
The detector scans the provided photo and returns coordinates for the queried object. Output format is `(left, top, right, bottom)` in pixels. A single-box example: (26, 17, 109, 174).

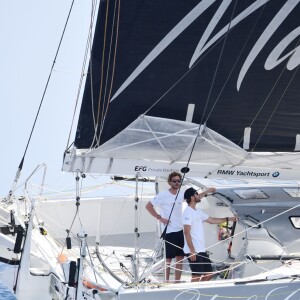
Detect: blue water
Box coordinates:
(0, 264, 16, 299)
(0, 281, 16, 300)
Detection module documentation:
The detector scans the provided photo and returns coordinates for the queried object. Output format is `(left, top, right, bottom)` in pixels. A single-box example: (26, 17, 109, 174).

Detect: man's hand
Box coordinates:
(159, 217, 170, 225)
(207, 187, 216, 194)
(189, 252, 197, 261)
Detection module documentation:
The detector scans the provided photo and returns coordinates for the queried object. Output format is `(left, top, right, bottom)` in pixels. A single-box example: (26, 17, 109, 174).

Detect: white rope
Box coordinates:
(206, 203, 300, 253)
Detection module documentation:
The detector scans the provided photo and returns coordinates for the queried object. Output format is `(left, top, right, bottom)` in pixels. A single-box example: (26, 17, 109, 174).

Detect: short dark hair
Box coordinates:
(184, 187, 197, 203)
(168, 172, 182, 183)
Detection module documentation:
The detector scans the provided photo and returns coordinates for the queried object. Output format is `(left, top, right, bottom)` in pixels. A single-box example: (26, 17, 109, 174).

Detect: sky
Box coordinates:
(0, 1, 114, 197)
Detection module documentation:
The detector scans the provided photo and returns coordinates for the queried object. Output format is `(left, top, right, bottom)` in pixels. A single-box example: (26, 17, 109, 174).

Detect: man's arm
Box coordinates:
(183, 224, 196, 261)
(205, 216, 237, 224)
(198, 187, 216, 199)
(145, 201, 169, 224)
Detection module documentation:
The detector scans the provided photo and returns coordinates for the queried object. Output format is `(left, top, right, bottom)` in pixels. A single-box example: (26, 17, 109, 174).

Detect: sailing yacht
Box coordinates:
(1, 0, 300, 299)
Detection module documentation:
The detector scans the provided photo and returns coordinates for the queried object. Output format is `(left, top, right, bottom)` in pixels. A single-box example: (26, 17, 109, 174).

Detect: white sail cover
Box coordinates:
(86, 115, 247, 164)
(63, 116, 300, 180)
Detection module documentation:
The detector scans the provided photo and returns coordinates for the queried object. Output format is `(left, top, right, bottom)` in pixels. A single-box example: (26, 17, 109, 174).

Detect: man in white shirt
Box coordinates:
(183, 187, 237, 282)
(146, 172, 184, 282)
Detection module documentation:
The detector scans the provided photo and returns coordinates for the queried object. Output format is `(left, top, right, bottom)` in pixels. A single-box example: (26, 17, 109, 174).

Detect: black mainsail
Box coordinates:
(64, 0, 300, 179)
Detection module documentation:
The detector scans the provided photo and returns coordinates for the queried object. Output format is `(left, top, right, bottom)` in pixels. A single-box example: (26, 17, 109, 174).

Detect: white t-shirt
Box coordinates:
(182, 206, 209, 253)
(151, 190, 184, 234)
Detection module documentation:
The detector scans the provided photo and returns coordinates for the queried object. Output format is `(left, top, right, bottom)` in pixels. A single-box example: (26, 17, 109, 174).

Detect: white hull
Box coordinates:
(1, 179, 300, 299)
(2, 263, 300, 300)
(116, 278, 300, 300)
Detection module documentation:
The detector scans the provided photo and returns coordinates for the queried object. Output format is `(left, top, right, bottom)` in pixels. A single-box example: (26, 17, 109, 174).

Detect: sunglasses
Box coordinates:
(171, 180, 181, 183)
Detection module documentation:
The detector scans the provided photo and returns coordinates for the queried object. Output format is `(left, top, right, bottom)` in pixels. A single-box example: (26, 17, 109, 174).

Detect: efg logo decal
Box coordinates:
(272, 172, 280, 178)
(135, 166, 147, 171)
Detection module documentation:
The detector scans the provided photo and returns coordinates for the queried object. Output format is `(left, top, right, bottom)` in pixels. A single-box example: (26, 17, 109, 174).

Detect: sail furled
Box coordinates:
(81, 115, 248, 165)
(75, 0, 300, 152)
(64, 115, 300, 179)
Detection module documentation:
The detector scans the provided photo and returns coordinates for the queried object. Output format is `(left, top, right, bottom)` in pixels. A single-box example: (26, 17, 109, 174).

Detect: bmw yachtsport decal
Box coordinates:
(217, 170, 280, 178)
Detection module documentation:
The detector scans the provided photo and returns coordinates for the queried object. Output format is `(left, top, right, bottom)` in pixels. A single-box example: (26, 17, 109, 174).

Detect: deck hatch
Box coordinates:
(233, 189, 269, 200)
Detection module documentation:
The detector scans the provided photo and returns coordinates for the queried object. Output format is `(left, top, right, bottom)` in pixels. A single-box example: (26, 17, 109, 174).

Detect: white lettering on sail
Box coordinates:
(189, 0, 233, 67)
(189, 0, 268, 68)
(265, 27, 300, 70)
(237, 0, 300, 90)
(111, 0, 300, 101)
(111, 0, 217, 101)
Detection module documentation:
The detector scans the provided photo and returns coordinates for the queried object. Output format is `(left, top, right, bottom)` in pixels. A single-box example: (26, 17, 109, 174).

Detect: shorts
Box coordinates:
(165, 230, 184, 259)
(187, 252, 213, 276)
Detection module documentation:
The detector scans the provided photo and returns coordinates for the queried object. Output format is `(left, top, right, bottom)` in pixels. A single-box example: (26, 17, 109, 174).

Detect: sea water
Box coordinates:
(0, 281, 16, 299)
(0, 264, 16, 299)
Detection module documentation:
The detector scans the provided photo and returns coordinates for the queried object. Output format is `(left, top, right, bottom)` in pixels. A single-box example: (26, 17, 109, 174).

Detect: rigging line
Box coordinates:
(159, 128, 207, 239)
(160, 189, 181, 240)
(143, 26, 235, 115)
(238, 48, 300, 149)
(84, 237, 98, 283)
(200, 0, 238, 125)
(161, 128, 203, 238)
(65, 0, 98, 150)
(206, 202, 300, 253)
(97, 195, 128, 244)
(101, 125, 201, 153)
(240, 66, 287, 148)
(143, 1, 243, 116)
(144, 1, 267, 118)
(59, 203, 79, 255)
(204, 1, 267, 127)
(143, 118, 175, 162)
(89, 0, 109, 147)
(89, 4, 97, 148)
(138, 251, 165, 281)
(95, 0, 110, 138)
(60, 172, 82, 255)
(204, 130, 246, 160)
(249, 34, 300, 152)
(7, 0, 75, 200)
(240, 29, 300, 150)
(99, 0, 120, 144)
(161, 126, 238, 237)
(251, 66, 300, 152)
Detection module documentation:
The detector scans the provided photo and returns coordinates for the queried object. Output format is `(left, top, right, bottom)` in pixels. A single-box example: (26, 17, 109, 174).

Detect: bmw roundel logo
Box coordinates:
(272, 172, 280, 178)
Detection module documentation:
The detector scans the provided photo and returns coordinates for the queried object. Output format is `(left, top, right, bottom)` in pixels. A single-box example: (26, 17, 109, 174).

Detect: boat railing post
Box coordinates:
(76, 227, 87, 300)
(132, 172, 140, 283)
(12, 163, 47, 229)
(24, 163, 47, 196)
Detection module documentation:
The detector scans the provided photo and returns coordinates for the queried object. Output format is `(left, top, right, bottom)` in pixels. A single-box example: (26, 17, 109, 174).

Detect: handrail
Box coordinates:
(24, 163, 47, 197)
